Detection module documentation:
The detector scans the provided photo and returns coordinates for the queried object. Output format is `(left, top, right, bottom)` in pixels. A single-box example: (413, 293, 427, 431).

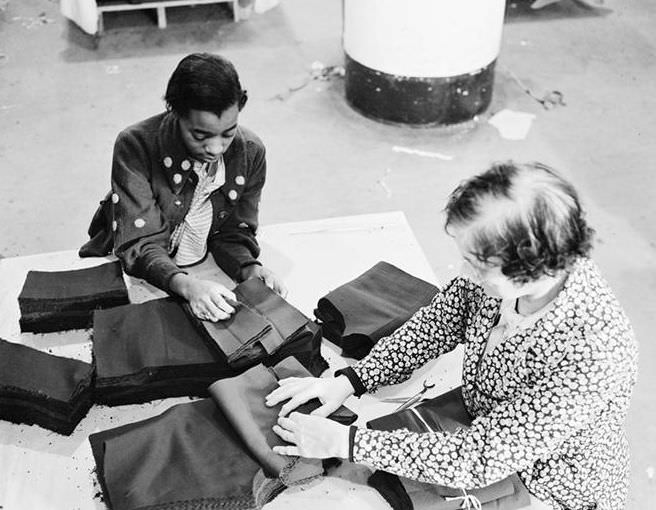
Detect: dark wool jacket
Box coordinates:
(80, 112, 265, 292)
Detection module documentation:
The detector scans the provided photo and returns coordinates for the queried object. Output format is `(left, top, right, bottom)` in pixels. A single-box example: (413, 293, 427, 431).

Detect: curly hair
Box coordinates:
(444, 161, 594, 283)
(164, 53, 248, 118)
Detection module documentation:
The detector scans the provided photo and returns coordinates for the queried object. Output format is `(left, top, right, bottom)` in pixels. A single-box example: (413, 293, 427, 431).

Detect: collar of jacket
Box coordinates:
(157, 111, 248, 202)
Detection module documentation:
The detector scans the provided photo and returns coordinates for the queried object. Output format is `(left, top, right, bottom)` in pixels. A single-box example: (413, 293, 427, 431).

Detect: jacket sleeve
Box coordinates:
(111, 130, 185, 292)
(208, 141, 265, 281)
(349, 277, 476, 393)
(350, 323, 637, 489)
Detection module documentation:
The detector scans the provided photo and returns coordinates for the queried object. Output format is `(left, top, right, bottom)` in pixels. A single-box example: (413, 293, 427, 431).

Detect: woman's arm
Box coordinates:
(111, 129, 184, 292)
(350, 325, 637, 489)
(208, 139, 265, 281)
(347, 277, 477, 394)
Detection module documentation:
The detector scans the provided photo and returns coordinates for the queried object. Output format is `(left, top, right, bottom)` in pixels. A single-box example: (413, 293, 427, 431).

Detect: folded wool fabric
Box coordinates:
(314, 261, 438, 359)
(90, 358, 358, 510)
(366, 387, 530, 510)
(93, 297, 328, 406)
(187, 278, 319, 370)
(0, 338, 94, 435)
(89, 399, 260, 510)
(92, 297, 236, 406)
(209, 357, 357, 485)
(18, 261, 129, 333)
(367, 386, 472, 435)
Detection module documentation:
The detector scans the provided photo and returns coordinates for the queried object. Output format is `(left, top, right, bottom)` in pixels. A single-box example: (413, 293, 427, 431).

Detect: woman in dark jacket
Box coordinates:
(81, 53, 285, 321)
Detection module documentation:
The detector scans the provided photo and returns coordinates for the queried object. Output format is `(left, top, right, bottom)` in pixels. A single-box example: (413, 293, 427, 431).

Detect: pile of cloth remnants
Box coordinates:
(3, 260, 327, 435)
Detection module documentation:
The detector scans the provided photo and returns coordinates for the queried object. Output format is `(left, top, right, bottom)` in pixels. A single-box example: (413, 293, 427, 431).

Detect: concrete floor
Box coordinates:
(1, 0, 655, 507)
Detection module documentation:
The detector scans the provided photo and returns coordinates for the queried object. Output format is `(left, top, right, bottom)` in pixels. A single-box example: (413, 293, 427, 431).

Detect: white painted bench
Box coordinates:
(96, 0, 239, 32)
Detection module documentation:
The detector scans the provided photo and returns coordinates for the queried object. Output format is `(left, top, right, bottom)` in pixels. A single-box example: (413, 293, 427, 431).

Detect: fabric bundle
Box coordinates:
(90, 357, 357, 510)
(0, 338, 94, 435)
(18, 261, 129, 333)
(187, 278, 327, 372)
(92, 297, 233, 406)
(366, 387, 531, 510)
(209, 357, 358, 506)
(314, 261, 438, 359)
(92, 295, 327, 406)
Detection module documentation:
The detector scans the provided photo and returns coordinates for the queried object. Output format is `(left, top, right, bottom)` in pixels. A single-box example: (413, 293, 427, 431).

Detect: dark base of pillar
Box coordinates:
(344, 53, 496, 126)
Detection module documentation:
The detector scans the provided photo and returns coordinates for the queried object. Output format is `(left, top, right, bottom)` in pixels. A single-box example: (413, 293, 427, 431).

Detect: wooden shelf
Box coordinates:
(96, 0, 239, 32)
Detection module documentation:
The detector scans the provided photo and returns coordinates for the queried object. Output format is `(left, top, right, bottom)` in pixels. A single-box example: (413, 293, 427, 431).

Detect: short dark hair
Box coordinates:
(444, 161, 594, 283)
(164, 53, 248, 118)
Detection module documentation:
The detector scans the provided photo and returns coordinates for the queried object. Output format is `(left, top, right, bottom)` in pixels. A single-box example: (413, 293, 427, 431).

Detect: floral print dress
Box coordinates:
(349, 258, 638, 510)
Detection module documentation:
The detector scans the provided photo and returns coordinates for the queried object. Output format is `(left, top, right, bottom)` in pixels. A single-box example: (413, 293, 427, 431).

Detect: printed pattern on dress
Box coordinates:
(351, 258, 638, 510)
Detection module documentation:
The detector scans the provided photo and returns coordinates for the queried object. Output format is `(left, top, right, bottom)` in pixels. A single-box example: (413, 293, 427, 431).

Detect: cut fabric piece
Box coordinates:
(92, 297, 236, 406)
(367, 387, 472, 434)
(89, 399, 259, 510)
(366, 387, 530, 510)
(314, 261, 438, 359)
(18, 261, 129, 333)
(265, 320, 329, 378)
(209, 357, 358, 505)
(0, 338, 93, 435)
(90, 358, 357, 510)
(187, 278, 318, 369)
(93, 298, 327, 406)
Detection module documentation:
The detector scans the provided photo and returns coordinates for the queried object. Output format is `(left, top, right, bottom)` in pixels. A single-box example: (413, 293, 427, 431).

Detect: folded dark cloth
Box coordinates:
(90, 358, 357, 510)
(209, 358, 357, 479)
(92, 297, 235, 406)
(314, 261, 438, 359)
(187, 278, 320, 370)
(18, 261, 129, 333)
(93, 296, 328, 406)
(367, 386, 472, 434)
(0, 338, 94, 435)
(366, 387, 530, 510)
(89, 399, 259, 510)
(209, 357, 357, 508)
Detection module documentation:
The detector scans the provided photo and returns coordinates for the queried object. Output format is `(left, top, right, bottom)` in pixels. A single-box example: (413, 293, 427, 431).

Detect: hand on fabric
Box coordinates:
(241, 264, 288, 298)
(265, 375, 355, 418)
(170, 273, 236, 322)
(272, 412, 350, 459)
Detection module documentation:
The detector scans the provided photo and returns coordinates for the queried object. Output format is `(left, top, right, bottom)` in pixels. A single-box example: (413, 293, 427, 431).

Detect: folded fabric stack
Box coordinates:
(93, 289, 327, 406)
(0, 338, 94, 435)
(90, 357, 357, 510)
(187, 278, 328, 374)
(92, 297, 235, 406)
(366, 387, 531, 510)
(89, 399, 259, 510)
(314, 261, 438, 359)
(18, 261, 129, 333)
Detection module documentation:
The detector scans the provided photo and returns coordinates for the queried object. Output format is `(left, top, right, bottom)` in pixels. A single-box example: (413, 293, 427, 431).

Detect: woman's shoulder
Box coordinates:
(114, 112, 169, 154)
(235, 125, 265, 153)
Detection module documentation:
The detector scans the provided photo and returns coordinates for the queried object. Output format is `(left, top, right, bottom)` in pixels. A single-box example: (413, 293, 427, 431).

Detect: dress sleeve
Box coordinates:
(208, 141, 265, 281)
(351, 277, 475, 393)
(351, 324, 637, 489)
(111, 130, 184, 292)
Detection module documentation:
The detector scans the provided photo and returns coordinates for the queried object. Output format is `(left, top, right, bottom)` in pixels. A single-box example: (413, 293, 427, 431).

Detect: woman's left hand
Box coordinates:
(242, 264, 288, 298)
(272, 412, 350, 459)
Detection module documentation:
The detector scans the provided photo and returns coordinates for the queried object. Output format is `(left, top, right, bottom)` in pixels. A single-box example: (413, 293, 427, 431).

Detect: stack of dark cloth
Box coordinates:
(366, 387, 531, 510)
(92, 297, 230, 405)
(18, 261, 129, 333)
(89, 357, 357, 510)
(186, 277, 328, 374)
(315, 261, 438, 359)
(93, 279, 327, 406)
(0, 338, 94, 435)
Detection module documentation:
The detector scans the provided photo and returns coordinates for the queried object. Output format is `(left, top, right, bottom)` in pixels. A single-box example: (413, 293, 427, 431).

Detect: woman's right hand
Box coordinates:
(265, 375, 356, 418)
(170, 273, 237, 322)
